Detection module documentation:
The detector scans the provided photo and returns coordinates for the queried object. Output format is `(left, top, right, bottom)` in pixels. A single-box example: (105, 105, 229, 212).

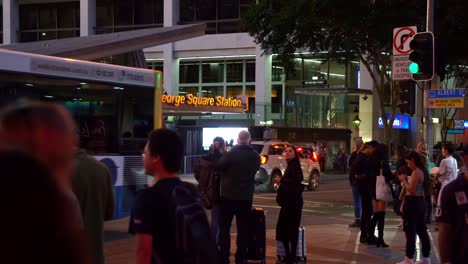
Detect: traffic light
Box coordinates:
(399, 81, 415, 116)
(408, 32, 434, 81)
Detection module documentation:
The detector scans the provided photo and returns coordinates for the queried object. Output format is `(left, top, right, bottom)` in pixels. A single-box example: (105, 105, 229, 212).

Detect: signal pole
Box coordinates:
(424, 0, 434, 157)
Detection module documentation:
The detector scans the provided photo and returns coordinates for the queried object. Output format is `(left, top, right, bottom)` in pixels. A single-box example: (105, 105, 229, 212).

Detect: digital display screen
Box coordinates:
(202, 127, 247, 150)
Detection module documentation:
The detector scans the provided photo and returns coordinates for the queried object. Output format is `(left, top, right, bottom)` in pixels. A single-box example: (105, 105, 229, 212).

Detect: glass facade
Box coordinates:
(96, 0, 163, 34)
(179, 59, 255, 98)
(273, 54, 360, 128)
(180, 0, 253, 34)
(19, 2, 80, 42)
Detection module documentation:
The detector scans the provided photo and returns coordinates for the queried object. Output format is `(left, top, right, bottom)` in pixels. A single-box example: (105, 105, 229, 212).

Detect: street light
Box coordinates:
(353, 115, 361, 128)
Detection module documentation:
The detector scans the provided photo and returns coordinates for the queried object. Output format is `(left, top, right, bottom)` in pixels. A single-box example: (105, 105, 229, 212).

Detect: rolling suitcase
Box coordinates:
(277, 226, 307, 263)
(247, 207, 266, 264)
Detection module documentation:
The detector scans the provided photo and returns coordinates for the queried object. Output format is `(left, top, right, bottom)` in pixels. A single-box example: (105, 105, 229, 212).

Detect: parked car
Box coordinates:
(251, 141, 321, 192)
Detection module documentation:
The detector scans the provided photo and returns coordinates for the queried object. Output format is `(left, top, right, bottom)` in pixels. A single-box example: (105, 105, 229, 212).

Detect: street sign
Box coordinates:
(454, 120, 465, 129)
(392, 54, 411, 80)
(428, 88, 466, 98)
(425, 88, 466, 108)
(393, 26, 417, 55)
(427, 98, 464, 108)
(447, 129, 465, 135)
(392, 26, 417, 81)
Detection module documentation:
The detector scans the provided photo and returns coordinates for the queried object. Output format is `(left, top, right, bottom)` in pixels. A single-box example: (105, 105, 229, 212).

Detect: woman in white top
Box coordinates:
(436, 143, 458, 187)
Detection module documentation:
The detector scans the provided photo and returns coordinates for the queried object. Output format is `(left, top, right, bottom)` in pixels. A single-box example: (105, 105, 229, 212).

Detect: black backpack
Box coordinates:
(172, 182, 217, 264)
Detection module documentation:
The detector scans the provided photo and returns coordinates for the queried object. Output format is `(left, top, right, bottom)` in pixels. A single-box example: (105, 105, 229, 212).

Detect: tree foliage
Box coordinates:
(243, 0, 467, 146)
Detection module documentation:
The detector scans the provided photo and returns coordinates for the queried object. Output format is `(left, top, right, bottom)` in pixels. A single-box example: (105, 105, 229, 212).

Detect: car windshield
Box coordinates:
(250, 144, 264, 154)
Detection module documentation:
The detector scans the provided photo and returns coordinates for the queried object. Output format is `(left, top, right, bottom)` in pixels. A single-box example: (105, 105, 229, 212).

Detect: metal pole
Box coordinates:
(424, 0, 434, 157)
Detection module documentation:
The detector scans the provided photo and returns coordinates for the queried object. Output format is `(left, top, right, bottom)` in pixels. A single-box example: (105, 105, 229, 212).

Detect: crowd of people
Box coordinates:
(1, 99, 466, 264)
(348, 136, 467, 264)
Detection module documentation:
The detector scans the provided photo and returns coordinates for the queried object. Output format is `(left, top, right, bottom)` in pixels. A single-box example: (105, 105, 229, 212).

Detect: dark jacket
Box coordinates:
(194, 151, 223, 208)
(349, 152, 369, 186)
(348, 151, 359, 184)
(217, 145, 260, 201)
(72, 150, 115, 264)
(276, 157, 304, 207)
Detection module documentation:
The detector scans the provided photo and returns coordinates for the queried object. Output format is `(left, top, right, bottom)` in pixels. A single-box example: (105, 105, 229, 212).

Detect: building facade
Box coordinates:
(3, 0, 456, 154)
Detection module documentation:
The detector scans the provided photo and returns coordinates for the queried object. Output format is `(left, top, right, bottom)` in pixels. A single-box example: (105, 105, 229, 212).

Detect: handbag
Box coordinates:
(376, 162, 393, 202)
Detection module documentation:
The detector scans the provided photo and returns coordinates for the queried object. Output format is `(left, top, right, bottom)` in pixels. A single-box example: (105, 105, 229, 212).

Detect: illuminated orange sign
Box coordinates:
(162, 94, 243, 108)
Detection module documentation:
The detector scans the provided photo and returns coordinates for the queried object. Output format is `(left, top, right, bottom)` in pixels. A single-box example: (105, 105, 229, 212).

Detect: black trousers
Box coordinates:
(358, 183, 372, 237)
(218, 199, 252, 264)
(403, 196, 431, 259)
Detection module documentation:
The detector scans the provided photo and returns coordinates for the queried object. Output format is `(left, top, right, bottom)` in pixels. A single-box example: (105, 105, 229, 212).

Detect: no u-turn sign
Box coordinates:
(392, 26, 417, 80)
(393, 26, 417, 55)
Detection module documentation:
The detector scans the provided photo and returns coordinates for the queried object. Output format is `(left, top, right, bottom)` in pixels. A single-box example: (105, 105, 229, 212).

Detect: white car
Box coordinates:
(251, 141, 321, 192)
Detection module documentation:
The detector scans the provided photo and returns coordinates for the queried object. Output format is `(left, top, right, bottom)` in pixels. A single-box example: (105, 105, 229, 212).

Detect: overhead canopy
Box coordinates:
(295, 87, 373, 96)
(0, 24, 206, 60)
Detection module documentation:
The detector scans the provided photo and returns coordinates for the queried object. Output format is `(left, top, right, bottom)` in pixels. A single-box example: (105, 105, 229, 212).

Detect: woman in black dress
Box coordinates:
(274, 146, 304, 264)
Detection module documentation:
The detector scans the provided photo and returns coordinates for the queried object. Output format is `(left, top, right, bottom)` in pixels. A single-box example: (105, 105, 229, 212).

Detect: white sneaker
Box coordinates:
(396, 256, 414, 264)
(415, 257, 431, 264)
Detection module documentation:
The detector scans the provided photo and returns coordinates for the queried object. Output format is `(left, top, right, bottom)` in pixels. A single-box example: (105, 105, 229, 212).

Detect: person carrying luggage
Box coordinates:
(273, 146, 304, 264)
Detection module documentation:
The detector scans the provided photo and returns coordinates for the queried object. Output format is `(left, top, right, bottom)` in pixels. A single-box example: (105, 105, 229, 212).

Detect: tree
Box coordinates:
(436, 0, 468, 143)
(243, 0, 430, 148)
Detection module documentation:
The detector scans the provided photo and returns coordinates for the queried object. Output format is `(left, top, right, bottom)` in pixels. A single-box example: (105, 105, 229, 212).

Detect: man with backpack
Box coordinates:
(217, 130, 260, 264)
(194, 136, 225, 240)
(130, 129, 216, 264)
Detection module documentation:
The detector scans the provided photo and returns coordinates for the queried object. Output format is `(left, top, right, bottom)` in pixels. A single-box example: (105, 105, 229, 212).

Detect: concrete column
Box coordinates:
(161, 0, 180, 94)
(162, 44, 179, 94)
(3, 0, 19, 44)
(164, 0, 179, 27)
(80, 0, 96, 36)
(358, 60, 375, 143)
(254, 46, 272, 125)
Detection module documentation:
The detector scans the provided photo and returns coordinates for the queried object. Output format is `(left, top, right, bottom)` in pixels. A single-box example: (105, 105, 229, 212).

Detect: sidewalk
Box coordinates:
(104, 217, 439, 264)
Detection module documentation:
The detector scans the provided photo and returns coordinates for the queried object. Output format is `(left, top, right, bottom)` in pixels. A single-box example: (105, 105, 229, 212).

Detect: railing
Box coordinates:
(183, 155, 203, 175)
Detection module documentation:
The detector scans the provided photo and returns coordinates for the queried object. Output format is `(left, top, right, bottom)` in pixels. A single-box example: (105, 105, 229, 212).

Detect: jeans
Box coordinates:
(351, 182, 362, 220)
(217, 199, 252, 264)
(403, 196, 431, 259)
(358, 183, 372, 238)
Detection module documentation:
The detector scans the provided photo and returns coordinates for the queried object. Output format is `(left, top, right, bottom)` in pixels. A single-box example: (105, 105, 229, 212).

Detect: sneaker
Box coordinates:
(415, 257, 431, 264)
(348, 219, 360, 228)
(396, 256, 414, 264)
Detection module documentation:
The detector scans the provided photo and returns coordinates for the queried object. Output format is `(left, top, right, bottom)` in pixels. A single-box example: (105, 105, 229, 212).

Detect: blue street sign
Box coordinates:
(447, 129, 465, 135)
(428, 89, 466, 98)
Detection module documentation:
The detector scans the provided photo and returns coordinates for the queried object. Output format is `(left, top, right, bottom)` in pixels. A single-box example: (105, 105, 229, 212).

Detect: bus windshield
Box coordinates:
(0, 49, 161, 155)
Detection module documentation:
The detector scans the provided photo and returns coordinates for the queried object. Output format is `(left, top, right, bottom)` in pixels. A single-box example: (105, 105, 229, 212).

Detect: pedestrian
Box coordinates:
(216, 130, 260, 264)
(194, 136, 225, 240)
(348, 137, 363, 228)
(130, 129, 215, 264)
(366, 143, 393, 247)
(0, 101, 89, 263)
(416, 142, 435, 224)
(72, 149, 115, 264)
(395, 144, 411, 227)
(350, 140, 379, 244)
(435, 143, 458, 188)
(318, 142, 327, 173)
(396, 151, 432, 264)
(273, 146, 304, 264)
(436, 164, 468, 264)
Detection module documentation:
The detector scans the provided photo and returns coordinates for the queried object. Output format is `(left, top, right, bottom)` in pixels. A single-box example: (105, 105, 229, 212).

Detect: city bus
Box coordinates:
(0, 48, 162, 219)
